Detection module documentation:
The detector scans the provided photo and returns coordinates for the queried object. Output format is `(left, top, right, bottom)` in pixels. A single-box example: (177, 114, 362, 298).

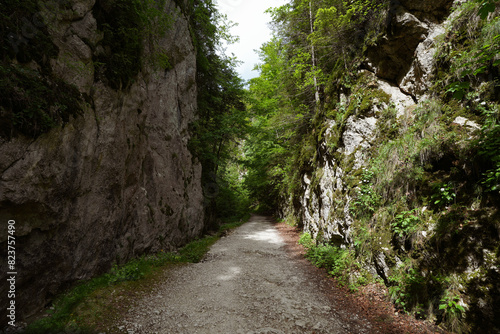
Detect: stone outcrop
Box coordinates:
(0, 0, 204, 324)
(286, 0, 459, 245)
(400, 0, 455, 21)
(283, 2, 500, 329)
(366, 0, 453, 85)
(366, 6, 429, 84)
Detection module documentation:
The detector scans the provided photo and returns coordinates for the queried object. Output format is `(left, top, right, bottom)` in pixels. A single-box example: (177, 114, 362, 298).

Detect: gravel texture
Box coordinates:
(120, 215, 443, 334)
(120, 215, 370, 334)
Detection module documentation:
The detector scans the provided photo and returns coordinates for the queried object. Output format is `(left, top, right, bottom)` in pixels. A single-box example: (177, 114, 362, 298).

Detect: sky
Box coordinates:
(216, 0, 288, 82)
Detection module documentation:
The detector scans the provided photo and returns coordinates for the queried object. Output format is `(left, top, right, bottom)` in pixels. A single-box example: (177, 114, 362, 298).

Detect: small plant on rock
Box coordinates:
(431, 183, 456, 207)
(439, 292, 467, 333)
(392, 209, 420, 238)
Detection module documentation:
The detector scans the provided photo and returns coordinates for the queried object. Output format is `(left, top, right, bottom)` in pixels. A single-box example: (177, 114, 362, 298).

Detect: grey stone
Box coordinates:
(367, 6, 429, 83)
(343, 115, 378, 157)
(0, 0, 203, 325)
(452, 116, 481, 131)
(400, 24, 446, 97)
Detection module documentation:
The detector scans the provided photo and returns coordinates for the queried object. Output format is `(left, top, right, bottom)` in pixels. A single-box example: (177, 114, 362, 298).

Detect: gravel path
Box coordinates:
(120, 215, 371, 334)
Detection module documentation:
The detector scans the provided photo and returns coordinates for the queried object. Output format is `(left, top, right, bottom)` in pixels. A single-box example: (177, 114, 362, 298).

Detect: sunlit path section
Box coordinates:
(120, 215, 368, 333)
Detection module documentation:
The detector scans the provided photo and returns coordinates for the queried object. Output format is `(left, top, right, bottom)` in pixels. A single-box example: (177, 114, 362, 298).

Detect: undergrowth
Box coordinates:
(298, 232, 369, 291)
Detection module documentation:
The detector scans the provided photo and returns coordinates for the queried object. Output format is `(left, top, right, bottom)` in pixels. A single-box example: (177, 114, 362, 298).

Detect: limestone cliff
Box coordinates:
(288, 0, 456, 247)
(0, 0, 204, 324)
(280, 0, 500, 331)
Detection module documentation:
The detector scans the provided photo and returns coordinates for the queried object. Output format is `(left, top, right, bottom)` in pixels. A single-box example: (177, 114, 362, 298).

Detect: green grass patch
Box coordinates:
(298, 232, 368, 291)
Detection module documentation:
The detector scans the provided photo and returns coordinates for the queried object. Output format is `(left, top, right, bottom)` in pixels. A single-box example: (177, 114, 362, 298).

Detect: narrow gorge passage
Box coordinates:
(119, 215, 371, 334)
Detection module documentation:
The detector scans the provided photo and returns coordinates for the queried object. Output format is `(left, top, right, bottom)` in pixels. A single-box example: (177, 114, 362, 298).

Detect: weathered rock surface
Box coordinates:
(400, 0, 455, 21)
(366, 6, 429, 83)
(283, 0, 458, 246)
(400, 23, 446, 98)
(0, 0, 204, 324)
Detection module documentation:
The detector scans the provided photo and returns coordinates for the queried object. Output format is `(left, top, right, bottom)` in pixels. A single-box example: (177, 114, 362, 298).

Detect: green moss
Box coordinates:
(0, 63, 83, 138)
(93, 0, 172, 90)
(310, 167, 324, 191)
(359, 89, 391, 115)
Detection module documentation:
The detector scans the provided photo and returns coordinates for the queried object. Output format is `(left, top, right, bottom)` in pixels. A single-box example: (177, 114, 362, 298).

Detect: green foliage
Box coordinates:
(298, 232, 315, 249)
(0, 63, 83, 138)
(352, 167, 381, 218)
(478, 0, 497, 20)
(431, 183, 457, 207)
(440, 294, 466, 317)
(299, 233, 365, 290)
(178, 235, 219, 263)
(388, 266, 426, 313)
(439, 289, 468, 333)
(94, 0, 172, 89)
(310, 0, 387, 75)
(435, 1, 500, 101)
(243, 38, 300, 209)
(392, 209, 420, 238)
(481, 165, 500, 191)
(308, 244, 351, 276)
(476, 105, 500, 191)
(445, 81, 471, 100)
(185, 0, 249, 223)
(107, 261, 145, 284)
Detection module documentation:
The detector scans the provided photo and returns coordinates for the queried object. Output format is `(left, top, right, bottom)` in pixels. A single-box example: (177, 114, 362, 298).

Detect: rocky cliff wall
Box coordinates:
(289, 0, 456, 245)
(0, 0, 204, 324)
(281, 0, 499, 330)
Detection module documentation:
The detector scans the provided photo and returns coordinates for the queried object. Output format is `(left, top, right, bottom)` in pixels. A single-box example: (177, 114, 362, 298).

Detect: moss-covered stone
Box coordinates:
(0, 63, 83, 138)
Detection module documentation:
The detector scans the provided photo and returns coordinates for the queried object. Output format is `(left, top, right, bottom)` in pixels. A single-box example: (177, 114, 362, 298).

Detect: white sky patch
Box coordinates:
(216, 0, 288, 82)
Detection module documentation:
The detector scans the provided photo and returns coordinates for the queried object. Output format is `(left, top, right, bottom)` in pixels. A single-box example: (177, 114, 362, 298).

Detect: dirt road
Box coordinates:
(119, 215, 373, 333)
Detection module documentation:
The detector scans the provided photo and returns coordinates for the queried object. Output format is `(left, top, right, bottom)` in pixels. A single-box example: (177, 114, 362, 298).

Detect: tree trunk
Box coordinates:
(309, 0, 320, 105)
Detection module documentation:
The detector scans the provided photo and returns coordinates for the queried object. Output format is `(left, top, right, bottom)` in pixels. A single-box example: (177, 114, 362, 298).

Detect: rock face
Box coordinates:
(284, 0, 459, 245)
(400, 0, 454, 20)
(366, 0, 453, 85)
(283, 2, 500, 329)
(0, 0, 204, 324)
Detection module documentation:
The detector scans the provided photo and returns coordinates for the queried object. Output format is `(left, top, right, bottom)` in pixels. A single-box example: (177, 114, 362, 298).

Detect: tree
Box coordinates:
(186, 0, 249, 225)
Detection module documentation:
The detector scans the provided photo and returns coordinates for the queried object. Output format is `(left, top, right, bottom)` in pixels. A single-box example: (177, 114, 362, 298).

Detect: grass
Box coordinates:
(24, 216, 249, 334)
(298, 232, 368, 291)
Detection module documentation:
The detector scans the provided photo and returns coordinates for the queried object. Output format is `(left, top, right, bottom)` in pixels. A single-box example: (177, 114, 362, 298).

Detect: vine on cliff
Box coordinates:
(0, 0, 82, 138)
